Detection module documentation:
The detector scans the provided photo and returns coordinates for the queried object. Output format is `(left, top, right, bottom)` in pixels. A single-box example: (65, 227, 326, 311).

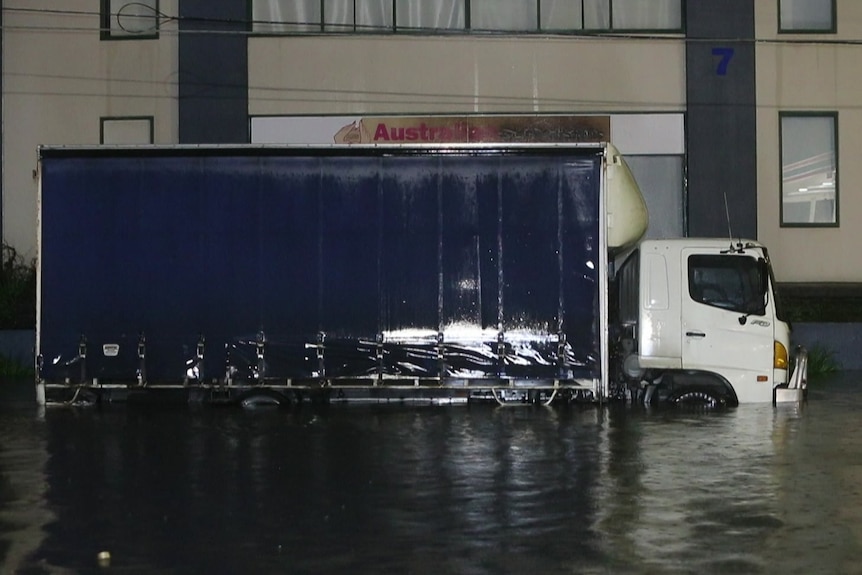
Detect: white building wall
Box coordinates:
(248, 35, 685, 116)
(756, 1, 862, 282)
(247, 34, 687, 239)
(2, 9, 685, 257)
(3, 0, 178, 256)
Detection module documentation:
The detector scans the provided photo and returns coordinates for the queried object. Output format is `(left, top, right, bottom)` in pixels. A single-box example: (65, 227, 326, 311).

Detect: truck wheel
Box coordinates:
(237, 389, 288, 408)
(668, 389, 726, 408)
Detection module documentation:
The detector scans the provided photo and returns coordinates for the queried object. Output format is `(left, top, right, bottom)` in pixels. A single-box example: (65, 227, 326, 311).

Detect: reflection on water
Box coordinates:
(0, 374, 860, 573)
(0, 405, 53, 574)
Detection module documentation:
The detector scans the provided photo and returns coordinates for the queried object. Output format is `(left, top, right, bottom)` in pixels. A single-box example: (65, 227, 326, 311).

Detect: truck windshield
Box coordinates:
(688, 254, 766, 314)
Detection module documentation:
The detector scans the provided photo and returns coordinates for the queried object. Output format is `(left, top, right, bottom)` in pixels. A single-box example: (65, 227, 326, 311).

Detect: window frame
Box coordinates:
(100, 116, 155, 145)
(101, 0, 160, 41)
(777, 0, 836, 34)
(248, 0, 684, 35)
(779, 111, 839, 228)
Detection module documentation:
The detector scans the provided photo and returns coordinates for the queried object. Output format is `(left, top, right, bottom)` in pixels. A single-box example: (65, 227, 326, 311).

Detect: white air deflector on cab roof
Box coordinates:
(605, 143, 649, 252)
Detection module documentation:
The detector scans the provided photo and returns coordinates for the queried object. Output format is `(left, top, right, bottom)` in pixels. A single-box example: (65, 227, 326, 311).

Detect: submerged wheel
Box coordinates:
(668, 389, 727, 409)
(236, 389, 289, 408)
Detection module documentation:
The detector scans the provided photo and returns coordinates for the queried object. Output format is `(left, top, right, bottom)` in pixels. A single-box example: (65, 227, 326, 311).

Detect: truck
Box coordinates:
(34, 143, 807, 407)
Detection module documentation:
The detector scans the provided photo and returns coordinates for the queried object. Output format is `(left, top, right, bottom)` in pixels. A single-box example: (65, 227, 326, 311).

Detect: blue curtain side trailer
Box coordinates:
(35, 144, 611, 406)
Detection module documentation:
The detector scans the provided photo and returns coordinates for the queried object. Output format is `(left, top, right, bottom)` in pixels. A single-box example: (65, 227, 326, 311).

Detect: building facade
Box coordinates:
(1, 0, 851, 285)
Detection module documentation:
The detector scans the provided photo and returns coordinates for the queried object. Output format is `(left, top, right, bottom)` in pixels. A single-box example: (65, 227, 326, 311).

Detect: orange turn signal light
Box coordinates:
(774, 341, 788, 369)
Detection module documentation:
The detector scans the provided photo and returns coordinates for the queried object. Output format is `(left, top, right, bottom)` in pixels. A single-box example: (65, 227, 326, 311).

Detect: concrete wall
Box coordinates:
(756, 1, 862, 282)
(0, 330, 34, 368)
(179, 0, 247, 143)
(685, 0, 757, 240)
(2, 0, 179, 258)
(792, 323, 862, 371)
(5, 0, 862, 286)
(248, 35, 686, 116)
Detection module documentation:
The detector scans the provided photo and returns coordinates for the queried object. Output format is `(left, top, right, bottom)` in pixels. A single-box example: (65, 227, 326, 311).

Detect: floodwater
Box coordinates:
(0, 374, 860, 574)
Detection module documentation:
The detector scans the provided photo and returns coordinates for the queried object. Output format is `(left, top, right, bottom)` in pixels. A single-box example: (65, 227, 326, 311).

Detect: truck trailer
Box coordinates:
(34, 143, 807, 407)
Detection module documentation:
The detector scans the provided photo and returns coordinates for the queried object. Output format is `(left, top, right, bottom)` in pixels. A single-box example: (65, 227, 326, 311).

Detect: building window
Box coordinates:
(101, 0, 159, 39)
(779, 0, 835, 33)
(396, 0, 465, 31)
(472, 0, 537, 31)
(101, 117, 154, 145)
(780, 113, 838, 227)
(252, 0, 321, 33)
(325, 0, 394, 32)
(250, 0, 682, 33)
(540, 1, 585, 31)
(611, 0, 682, 30)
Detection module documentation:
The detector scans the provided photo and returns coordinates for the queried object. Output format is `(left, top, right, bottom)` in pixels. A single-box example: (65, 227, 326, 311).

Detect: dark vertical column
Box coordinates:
(178, 0, 248, 143)
(686, 0, 757, 239)
(1, 2, 4, 243)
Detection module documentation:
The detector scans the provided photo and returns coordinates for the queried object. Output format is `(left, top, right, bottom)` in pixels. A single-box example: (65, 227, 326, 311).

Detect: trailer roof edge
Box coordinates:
(37, 142, 610, 159)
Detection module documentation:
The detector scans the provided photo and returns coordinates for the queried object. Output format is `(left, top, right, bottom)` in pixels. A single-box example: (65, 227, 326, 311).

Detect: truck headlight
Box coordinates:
(774, 340, 788, 369)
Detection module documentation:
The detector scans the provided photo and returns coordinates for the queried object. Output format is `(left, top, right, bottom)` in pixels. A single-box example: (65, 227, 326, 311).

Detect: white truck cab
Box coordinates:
(613, 238, 806, 406)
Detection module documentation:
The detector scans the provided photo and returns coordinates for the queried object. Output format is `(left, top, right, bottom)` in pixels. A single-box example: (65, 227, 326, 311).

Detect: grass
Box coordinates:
(0, 353, 34, 378)
(0, 244, 35, 330)
(0, 244, 37, 379)
(805, 344, 841, 381)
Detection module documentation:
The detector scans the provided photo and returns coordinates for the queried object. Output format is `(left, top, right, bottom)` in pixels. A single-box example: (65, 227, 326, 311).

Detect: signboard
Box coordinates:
(251, 115, 611, 145)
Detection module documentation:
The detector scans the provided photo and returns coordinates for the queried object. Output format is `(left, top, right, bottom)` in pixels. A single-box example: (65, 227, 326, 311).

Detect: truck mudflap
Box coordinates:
(775, 345, 808, 404)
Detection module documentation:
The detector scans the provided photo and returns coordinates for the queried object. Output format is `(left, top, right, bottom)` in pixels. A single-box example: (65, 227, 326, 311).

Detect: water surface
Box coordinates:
(0, 374, 859, 574)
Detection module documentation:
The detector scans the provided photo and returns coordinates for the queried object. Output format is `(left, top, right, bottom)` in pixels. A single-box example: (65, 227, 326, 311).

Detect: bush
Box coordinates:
(0, 353, 33, 377)
(0, 244, 36, 330)
(806, 344, 841, 381)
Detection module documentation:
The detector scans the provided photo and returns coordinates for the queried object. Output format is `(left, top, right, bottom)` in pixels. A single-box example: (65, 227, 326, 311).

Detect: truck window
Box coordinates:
(615, 249, 639, 327)
(687, 254, 766, 315)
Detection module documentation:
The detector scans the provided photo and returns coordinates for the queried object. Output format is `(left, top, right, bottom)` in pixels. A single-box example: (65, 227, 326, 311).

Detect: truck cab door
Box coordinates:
(680, 249, 775, 403)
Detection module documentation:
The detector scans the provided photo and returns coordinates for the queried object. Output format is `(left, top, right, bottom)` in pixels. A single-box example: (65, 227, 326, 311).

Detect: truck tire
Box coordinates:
(237, 389, 289, 408)
(668, 388, 727, 409)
